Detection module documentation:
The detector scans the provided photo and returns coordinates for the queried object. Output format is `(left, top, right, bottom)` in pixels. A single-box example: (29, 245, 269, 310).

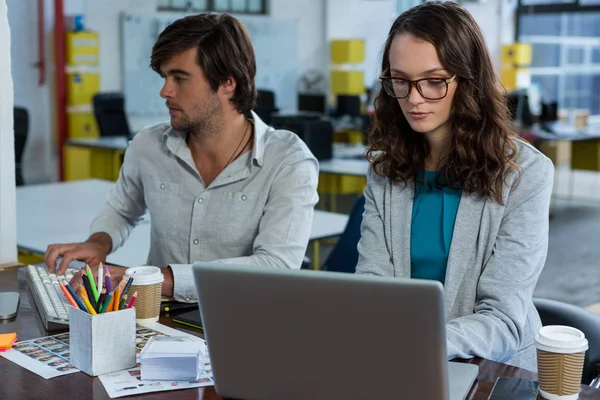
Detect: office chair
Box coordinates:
(534, 297, 600, 385)
(254, 90, 279, 125)
(321, 195, 365, 273)
(271, 115, 333, 161)
(298, 93, 327, 114)
(335, 95, 362, 117)
(13, 107, 29, 186)
(92, 92, 131, 137)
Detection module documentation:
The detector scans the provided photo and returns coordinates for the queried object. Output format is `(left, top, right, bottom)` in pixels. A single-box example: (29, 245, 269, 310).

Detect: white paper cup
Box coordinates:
(124, 266, 164, 324)
(536, 325, 589, 400)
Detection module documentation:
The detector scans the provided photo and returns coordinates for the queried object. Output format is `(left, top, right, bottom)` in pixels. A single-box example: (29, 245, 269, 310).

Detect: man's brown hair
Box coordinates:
(150, 13, 257, 114)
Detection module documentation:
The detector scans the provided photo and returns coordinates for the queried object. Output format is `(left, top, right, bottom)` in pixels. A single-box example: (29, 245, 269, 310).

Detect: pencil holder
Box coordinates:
(69, 306, 136, 376)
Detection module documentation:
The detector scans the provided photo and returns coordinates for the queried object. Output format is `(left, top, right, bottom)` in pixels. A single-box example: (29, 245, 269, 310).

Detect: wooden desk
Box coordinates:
(3, 268, 600, 399)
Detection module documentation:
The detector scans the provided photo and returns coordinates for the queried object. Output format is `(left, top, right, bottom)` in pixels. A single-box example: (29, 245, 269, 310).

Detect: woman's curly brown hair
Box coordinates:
(367, 1, 518, 204)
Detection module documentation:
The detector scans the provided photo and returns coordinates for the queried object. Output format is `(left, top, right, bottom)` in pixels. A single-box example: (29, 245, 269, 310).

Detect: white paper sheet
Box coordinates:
(1, 332, 77, 379)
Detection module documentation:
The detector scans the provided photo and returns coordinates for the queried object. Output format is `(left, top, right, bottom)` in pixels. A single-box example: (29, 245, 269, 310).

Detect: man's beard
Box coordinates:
(173, 97, 221, 138)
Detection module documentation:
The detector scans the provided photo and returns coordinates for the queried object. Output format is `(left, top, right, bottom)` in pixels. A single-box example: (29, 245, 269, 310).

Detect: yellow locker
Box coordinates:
(331, 40, 365, 64)
(66, 31, 99, 65)
(68, 113, 99, 138)
(67, 72, 100, 105)
(501, 43, 532, 67)
(331, 70, 364, 95)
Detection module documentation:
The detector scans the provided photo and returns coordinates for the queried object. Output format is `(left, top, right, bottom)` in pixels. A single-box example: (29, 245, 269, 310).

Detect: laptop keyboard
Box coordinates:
(26, 262, 83, 330)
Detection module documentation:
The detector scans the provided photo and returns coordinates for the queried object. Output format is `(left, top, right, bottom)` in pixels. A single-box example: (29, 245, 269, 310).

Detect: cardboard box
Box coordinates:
(69, 307, 136, 376)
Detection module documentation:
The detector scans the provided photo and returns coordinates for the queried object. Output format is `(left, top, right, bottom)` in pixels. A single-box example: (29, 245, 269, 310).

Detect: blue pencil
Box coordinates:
(62, 279, 88, 312)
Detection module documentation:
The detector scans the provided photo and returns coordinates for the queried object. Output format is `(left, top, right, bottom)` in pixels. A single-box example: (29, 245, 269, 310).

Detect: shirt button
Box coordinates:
(185, 297, 191, 302)
(193, 239, 199, 245)
(241, 195, 247, 201)
(160, 183, 165, 189)
(197, 198, 204, 204)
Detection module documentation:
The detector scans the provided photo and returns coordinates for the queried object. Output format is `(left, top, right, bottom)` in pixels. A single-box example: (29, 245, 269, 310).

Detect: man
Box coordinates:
(45, 13, 319, 302)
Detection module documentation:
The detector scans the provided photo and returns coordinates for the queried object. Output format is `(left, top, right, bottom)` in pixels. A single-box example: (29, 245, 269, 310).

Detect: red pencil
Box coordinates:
(127, 291, 137, 309)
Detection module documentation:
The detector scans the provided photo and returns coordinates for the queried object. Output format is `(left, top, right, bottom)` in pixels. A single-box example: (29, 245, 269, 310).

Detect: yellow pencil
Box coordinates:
(81, 295, 97, 315)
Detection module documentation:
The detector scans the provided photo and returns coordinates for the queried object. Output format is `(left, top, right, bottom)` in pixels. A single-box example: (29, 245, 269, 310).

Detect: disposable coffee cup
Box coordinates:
(536, 325, 588, 400)
(124, 266, 164, 324)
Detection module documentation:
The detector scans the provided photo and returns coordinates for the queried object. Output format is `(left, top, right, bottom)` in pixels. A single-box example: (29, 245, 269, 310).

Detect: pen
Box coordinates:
(161, 303, 199, 313)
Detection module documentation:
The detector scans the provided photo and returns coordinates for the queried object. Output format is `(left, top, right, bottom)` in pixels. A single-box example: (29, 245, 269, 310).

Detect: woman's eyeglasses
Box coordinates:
(379, 75, 457, 100)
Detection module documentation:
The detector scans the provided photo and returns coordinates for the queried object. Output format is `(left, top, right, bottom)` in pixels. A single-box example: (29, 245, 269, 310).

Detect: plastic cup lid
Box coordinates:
(125, 266, 164, 285)
(535, 325, 589, 354)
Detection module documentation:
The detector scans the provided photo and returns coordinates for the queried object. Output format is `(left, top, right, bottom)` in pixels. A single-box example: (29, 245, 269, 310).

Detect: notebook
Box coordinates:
(172, 309, 203, 331)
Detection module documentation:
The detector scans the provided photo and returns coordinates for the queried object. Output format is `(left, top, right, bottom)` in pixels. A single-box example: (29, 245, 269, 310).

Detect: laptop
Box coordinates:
(193, 262, 478, 400)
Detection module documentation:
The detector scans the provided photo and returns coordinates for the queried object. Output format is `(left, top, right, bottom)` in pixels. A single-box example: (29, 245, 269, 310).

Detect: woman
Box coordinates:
(356, 1, 553, 371)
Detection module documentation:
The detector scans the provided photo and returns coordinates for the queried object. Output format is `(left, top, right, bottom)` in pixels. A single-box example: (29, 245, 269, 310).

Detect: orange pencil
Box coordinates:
(106, 293, 116, 313)
(59, 282, 78, 308)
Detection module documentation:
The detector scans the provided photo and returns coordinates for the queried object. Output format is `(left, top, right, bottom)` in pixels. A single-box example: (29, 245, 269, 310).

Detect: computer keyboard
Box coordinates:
(25, 261, 84, 330)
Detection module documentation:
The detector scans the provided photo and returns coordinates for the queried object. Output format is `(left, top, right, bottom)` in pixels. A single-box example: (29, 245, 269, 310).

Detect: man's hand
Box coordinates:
(45, 233, 112, 275)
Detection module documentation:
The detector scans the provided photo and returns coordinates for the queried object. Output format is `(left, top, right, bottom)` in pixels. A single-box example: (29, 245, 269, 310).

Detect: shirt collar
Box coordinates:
(162, 110, 270, 168)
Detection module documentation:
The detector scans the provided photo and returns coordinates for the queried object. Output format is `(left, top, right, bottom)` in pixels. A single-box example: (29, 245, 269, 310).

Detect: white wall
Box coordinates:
(270, 0, 327, 79)
(1, 0, 17, 264)
(326, 0, 397, 87)
(8, 0, 57, 183)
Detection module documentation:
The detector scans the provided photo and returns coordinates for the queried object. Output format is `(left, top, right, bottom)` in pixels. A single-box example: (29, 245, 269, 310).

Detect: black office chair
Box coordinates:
(534, 297, 600, 384)
(321, 195, 365, 273)
(13, 107, 29, 186)
(271, 115, 333, 161)
(92, 92, 131, 137)
(254, 90, 279, 125)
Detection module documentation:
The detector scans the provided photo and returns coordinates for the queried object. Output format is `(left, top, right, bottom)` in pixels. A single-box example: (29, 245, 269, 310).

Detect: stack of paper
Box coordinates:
(139, 336, 205, 381)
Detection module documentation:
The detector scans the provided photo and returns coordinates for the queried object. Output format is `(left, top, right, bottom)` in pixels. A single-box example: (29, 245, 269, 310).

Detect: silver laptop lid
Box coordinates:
(193, 262, 452, 400)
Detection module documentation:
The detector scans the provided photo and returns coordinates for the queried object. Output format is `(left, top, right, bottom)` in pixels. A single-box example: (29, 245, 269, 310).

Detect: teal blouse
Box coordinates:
(410, 170, 462, 284)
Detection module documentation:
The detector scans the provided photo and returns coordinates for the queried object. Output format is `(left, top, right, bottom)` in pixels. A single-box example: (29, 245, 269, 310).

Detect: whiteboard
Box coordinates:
(121, 13, 299, 117)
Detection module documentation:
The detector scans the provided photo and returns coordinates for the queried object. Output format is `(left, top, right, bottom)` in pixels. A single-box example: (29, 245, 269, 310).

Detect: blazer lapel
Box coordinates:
(443, 192, 486, 317)
(390, 181, 412, 278)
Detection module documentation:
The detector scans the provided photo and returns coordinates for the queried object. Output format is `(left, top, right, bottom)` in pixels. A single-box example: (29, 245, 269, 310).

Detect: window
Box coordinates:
(158, 0, 268, 14)
(517, 1, 600, 116)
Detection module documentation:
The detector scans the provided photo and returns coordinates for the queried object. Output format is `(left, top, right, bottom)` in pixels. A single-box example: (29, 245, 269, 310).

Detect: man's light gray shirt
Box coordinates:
(90, 112, 319, 302)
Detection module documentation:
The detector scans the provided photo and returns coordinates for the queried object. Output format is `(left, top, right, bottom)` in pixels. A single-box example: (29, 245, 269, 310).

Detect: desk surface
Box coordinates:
(318, 158, 370, 177)
(66, 136, 130, 150)
(17, 180, 348, 267)
(2, 268, 599, 400)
